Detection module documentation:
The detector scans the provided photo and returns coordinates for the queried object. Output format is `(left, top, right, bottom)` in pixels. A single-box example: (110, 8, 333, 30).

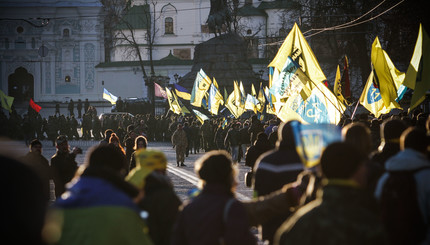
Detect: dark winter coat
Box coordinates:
(171, 183, 256, 245)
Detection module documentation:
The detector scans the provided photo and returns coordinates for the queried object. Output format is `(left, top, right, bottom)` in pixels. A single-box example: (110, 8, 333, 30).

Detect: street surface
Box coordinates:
(39, 140, 255, 202)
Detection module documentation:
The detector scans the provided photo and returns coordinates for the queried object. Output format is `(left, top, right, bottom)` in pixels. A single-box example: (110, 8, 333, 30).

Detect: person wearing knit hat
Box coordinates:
(275, 142, 386, 245)
(171, 150, 257, 245)
(127, 149, 181, 245)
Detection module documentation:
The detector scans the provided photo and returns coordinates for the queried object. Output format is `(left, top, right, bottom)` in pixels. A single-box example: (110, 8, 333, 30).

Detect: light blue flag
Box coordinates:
(103, 88, 118, 105)
(290, 121, 342, 168)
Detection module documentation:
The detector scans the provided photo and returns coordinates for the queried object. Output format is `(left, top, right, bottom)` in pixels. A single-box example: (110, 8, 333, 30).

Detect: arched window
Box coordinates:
(63, 29, 70, 38)
(165, 17, 174, 34)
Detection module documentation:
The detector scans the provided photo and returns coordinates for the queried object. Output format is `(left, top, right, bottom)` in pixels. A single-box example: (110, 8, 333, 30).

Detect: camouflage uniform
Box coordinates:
(171, 127, 188, 166)
(275, 184, 387, 245)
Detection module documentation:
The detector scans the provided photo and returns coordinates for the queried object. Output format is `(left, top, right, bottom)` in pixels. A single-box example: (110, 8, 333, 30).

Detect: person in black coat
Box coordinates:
(245, 132, 272, 170)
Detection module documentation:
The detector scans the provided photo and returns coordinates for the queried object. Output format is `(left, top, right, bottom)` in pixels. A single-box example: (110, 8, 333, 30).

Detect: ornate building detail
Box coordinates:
(84, 43, 95, 89)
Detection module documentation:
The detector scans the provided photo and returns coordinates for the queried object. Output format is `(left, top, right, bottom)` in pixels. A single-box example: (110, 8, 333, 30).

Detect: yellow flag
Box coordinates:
(404, 24, 430, 112)
(225, 90, 244, 118)
(190, 69, 212, 107)
(166, 87, 181, 114)
(269, 23, 327, 85)
(359, 71, 394, 118)
(371, 37, 404, 109)
(0, 90, 14, 112)
(251, 84, 257, 97)
(334, 65, 348, 105)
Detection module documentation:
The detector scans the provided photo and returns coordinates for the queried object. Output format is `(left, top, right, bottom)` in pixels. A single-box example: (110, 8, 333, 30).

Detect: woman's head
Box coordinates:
(133, 136, 148, 150)
(109, 133, 120, 146)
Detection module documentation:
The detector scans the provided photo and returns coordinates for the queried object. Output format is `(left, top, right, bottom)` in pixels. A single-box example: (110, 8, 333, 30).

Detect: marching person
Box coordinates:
(172, 124, 188, 167)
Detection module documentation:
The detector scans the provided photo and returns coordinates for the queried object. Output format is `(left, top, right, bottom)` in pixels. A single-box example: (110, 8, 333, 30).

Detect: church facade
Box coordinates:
(0, 0, 104, 103)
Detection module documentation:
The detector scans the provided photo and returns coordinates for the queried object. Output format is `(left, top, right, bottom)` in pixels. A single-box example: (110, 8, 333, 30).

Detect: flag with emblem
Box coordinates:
(359, 70, 395, 118)
(290, 120, 342, 168)
(371, 37, 405, 109)
(269, 23, 327, 86)
(190, 69, 212, 107)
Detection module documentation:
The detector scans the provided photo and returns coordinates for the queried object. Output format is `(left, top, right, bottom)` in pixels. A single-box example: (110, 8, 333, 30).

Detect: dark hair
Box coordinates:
(342, 122, 372, 155)
(30, 139, 42, 148)
(195, 150, 235, 189)
(277, 121, 298, 150)
(104, 129, 114, 138)
(381, 119, 407, 141)
(401, 127, 428, 153)
(87, 144, 127, 173)
(320, 142, 368, 179)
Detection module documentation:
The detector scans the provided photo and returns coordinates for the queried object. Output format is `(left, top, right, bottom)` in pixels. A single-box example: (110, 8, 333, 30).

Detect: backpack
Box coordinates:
(380, 167, 429, 245)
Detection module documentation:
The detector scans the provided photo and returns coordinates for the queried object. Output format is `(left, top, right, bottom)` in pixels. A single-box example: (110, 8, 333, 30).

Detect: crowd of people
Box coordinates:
(2, 103, 430, 245)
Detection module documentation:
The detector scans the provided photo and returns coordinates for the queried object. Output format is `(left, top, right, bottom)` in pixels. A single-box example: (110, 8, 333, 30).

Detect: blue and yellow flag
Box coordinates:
(359, 70, 394, 118)
(244, 94, 259, 114)
(278, 81, 345, 125)
(225, 90, 244, 119)
(174, 84, 191, 100)
(192, 109, 209, 124)
(190, 69, 212, 107)
(404, 24, 430, 112)
(103, 88, 118, 105)
(290, 120, 342, 168)
(208, 81, 224, 115)
(371, 37, 404, 109)
(0, 90, 14, 112)
(269, 56, 312, 102)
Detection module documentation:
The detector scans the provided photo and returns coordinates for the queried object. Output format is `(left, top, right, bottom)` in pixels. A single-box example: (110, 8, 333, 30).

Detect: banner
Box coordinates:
(154, 82, 167, 99)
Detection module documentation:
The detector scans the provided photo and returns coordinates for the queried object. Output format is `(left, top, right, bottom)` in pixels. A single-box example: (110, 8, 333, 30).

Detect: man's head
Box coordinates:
(55, 135, 69, 153)
(277, 120, 298, 150)
(195, 150, 236, 190)
(320, 142, 368, 186)
(104, 129, 114, 140)
(29, 139, 42, 154)
(401, 127, 429, 153)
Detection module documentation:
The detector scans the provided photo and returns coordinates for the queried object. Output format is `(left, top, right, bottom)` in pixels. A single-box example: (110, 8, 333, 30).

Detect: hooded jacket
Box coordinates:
(375, 149, 430, 244)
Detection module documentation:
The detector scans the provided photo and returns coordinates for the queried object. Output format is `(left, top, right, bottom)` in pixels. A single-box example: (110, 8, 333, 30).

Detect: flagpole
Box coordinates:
(350, 101, 360, 120)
